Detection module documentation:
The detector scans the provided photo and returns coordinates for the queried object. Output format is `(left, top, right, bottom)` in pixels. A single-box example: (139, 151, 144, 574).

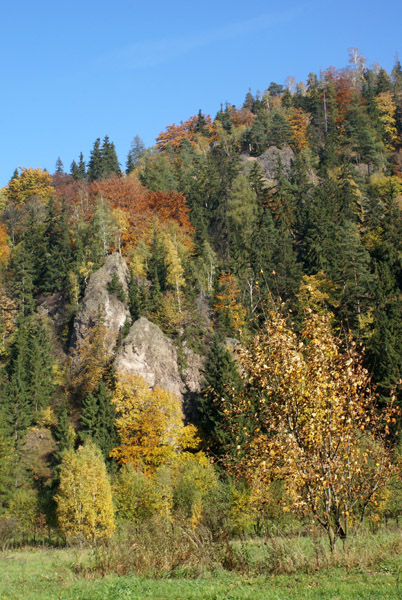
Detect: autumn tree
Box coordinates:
(215, 272, 246, 332)
(4, 168, 53, 205)
(0, 223, 10, 270)
(56, 440, 115, 542)
(286, 108, 310, 150)
(71, 315, 111, 396)
(110, 372, 200, 471)
(225, 308, 397, 550)
(375, 91, 399, 150)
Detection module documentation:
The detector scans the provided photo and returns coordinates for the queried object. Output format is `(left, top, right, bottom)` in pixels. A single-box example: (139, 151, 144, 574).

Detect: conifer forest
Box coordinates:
(1, 53, 402, 577)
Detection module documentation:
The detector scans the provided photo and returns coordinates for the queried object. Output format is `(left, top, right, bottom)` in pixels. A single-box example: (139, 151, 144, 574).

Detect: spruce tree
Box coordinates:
(79, 381, 117, 460)
(40, 198, 72, 293)
(55, 157, 64, 174)
(53, 399, 74, 466)
(197, 334, 242, 457)
(77, 152, 86, 178)
(88, 138, 103, 181)
(126, 135, 145, 174)
(101, 135, 120, 178)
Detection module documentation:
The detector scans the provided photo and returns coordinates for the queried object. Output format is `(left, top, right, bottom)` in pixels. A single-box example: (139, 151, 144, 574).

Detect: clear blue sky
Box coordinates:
(1, 0, 401, 186)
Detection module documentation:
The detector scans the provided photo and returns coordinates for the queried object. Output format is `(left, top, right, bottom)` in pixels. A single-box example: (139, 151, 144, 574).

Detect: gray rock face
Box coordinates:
(256, 145, 294, 179)
(115, 317, 185, 400)
(71, 253, 130, 354)
(181, 345, 205, 395)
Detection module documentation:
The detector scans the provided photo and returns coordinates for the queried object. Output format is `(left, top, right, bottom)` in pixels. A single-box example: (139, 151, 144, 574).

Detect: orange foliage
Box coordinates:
(53, 174, 194, 255)
(90, 177, 149, 248)
(146, 191, 193, 234)
(286, 108, 310, 150)
(156, 114, 216, 150)
(230, 108, 256, 128)
(334, 73, 355, 124)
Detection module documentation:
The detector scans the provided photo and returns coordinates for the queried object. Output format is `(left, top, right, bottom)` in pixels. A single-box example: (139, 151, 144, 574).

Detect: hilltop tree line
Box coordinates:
(0, 51, 402, 547)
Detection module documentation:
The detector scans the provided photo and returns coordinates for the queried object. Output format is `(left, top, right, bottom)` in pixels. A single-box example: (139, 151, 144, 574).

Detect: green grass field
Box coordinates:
(0, 540, 401, 600)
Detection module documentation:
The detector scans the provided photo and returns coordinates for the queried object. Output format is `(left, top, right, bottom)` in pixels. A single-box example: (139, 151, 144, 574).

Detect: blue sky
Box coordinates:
(1, 0, 401, 186)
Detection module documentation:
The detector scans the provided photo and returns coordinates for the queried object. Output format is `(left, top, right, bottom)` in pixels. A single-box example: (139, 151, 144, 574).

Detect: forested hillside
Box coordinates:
(1, 53, 402, 549)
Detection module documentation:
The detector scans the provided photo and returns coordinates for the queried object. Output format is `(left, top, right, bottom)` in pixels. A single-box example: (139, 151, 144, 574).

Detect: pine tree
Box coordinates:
(26, 317, 55, 414)
(5, 323, 32, 445)
(367, 262, 402, 408)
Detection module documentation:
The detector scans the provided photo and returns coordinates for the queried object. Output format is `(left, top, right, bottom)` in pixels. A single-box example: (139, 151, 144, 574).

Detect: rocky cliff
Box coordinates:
(70, 254, 204, 405)
(114, 316, 184, 398)
(70, 253, 130, 354)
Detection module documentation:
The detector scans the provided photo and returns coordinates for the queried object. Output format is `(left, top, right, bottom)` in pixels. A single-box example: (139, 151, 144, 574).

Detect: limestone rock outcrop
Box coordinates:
(71, 253, 130, 354)
(114, 316, 185, 399)
(256, 144, 294, 180)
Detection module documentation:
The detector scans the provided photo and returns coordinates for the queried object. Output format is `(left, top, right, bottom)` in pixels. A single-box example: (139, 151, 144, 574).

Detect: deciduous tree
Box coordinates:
(110, 372, 199, 471)
(225, 309, 397, 550)
(56, 440, 115, 542)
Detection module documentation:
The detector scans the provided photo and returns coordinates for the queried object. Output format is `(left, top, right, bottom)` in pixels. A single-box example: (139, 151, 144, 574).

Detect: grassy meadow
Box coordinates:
(1, 528, 401, 600)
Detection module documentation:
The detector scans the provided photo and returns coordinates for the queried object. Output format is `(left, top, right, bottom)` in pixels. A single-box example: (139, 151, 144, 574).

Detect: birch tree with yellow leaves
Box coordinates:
(56, 441, 115, 542)
(224, 308, 398, 550)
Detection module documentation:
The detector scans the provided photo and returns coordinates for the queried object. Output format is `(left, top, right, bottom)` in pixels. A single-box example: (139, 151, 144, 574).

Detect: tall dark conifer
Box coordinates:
(88, 138, 103, 181)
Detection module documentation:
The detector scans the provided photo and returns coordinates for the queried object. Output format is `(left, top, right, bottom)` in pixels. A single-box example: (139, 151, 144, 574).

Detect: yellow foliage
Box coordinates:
(0, 223, 10, 269)
(215, 272, 246, 331)
(298, 271, 340, 313)
(286, 108, 310, 150)
(225, 308, 397, 547)
(71, 318, 110, 395)
(56, 441, 115, 542)
(110, 372, 200, 471)
(375, 92, 399, 150)
(4, 167, 53, 205)
(112, 463, 173, 523)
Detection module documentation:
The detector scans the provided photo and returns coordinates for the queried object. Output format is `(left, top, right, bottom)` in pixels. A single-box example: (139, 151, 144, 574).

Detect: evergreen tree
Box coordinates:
(101, 135, 120, 178)
(40, 198, 73, 293)
(197, 334, 242, 457)
(70, 160, 79, 179)
(53, 399, 74, 466)
(87, 138, 103, 181)
(140, 154, 178, 192)
(79, 381, 117, 459)
(147, 228, 167, 310)
(7, 241, 36, 316)
(5, 323, 32, 445)
(126, 135, 145, 174)
(128, 269, 143, 321)
(268, 111, 293, 147)
(55, 157, 64, 174)
(77, 152, 86, 179)
(367, 262, 402, 409)
(25, 317, 55, 414)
